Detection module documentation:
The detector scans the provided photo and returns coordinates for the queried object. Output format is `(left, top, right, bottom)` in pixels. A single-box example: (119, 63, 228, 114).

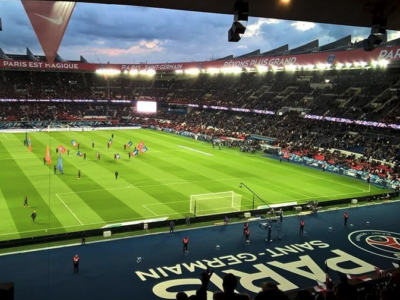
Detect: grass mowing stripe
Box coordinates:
(0, 188, 20, 239)
(55, 131, 187, 218)
(0, 129, 390, 242)
(29, 132, 142, 223)
(0, 136, 65, 238)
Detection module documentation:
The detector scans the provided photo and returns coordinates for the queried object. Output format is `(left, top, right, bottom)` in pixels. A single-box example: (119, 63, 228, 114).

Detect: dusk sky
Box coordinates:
(1, 1, 400, 64)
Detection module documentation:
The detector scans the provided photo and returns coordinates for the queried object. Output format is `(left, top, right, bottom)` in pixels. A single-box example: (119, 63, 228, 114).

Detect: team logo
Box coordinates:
(327, 54, 336, 63)
(348, 230, 400, 259)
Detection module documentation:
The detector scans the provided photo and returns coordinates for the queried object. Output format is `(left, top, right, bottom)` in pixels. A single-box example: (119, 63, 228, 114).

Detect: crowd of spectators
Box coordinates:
(175, 268, 400, 300)
(1, 68, 400, 178)
(1, 68, 400, 121)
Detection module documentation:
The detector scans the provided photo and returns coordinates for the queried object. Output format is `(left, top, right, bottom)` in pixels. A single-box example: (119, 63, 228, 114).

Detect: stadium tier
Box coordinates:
(1, 46, 400, 300)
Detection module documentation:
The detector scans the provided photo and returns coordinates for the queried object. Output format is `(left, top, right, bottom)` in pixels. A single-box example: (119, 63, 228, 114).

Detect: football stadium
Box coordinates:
(1, 1, 400, 300)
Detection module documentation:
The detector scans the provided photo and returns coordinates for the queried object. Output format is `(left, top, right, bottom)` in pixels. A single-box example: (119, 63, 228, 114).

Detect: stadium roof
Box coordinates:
(47, 0, 400, 31)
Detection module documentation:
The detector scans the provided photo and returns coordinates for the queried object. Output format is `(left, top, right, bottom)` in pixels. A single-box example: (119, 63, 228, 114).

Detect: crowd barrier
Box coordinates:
(279, 152, 398, 190)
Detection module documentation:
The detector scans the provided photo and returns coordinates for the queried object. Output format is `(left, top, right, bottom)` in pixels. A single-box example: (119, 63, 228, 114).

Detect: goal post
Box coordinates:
(190, 191, 242, 217)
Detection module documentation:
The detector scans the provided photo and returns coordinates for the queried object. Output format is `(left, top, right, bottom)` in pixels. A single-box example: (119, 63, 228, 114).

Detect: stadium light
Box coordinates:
(378, 59, 388, 67)
(360, 61, 367, 68)
(345, 62, 353, 68)
(175, 70, 183, 74)
(129, 70, 138, 75)
(221, 67, 242, 74)
(285, 64, 296, 71)
(335, 63, 344, 69)
(317, 63, 330, 70)
(207, 68, 220, 74)
(185, 68, 200, 75)
(256, 65, 268, 73)
(271, 65, 279, 72)
(95, 69, 121, 75)
(305, 64, 315, 71)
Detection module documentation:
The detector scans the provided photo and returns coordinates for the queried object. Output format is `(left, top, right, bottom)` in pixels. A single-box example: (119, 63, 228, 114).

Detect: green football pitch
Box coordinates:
(0, 129, 388, 241)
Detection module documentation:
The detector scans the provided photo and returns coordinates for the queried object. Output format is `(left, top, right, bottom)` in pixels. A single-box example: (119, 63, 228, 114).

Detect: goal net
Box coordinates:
(190, 191, 242, 217)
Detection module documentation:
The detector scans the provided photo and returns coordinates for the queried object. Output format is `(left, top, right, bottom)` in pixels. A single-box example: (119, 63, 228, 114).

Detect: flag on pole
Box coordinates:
(58, 145, 66, 154)
(138, 141, 148, 153)
(45, 145, 52, 165)
(131, 148, 139, 157)
(27, 135, 32, 152)
(71, 140, 77, 147)
(57, 154, 64, 174)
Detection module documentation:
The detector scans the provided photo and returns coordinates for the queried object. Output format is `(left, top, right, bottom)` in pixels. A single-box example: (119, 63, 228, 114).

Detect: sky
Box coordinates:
(1, 1, 400, 64)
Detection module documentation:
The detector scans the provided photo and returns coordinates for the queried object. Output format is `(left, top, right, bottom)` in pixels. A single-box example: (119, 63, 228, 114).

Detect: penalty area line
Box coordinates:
(178, 145, 213, 156)
(55, 194, 83, 225)
(142, 205, 159, 216)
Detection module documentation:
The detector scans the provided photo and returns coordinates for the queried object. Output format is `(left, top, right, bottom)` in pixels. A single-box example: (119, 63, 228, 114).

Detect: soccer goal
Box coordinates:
(190, 191, 242, 217)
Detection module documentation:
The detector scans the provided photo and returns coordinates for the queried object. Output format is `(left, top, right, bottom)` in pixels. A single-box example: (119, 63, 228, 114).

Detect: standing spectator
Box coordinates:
(244, 228, 250, 244)
(81, 233, 86, 246)
(213, 273, 249, 300)
(31, 211, 37, 223)
(24, 195, 29, 208)
(183, 236, 189, 254)
(299, 220, 305, 235)
(73, 254, 80, 274)
(224, 216, 229, 225)
(344, 212, 349, 226)
(169, 220, 175, 235)
(243, 222, 249, 235)
(267, 226, 272, 242)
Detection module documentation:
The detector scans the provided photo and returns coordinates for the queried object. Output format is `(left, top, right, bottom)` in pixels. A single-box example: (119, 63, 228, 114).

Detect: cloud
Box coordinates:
(291, 21, 315, 31)
(84, 40, 167, 56)
(0, 1, 395, 64)
(246, 19, 282, 37)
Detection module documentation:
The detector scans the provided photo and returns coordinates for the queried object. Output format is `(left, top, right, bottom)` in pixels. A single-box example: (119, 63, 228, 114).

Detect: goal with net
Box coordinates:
(189, 191, 242, 217)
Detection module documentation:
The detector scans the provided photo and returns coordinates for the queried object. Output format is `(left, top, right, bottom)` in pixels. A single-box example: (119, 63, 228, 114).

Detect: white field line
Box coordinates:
(198, 146, 368, 193)
(3, 200, 400, 257)
(2, 133, 8, 139)
(142, 205, 159, 216)
(0, 192, 394, 239)
(57, 177, 244, 195)
(253, 178, 310, 198)
(55, 194, 83, 225)
(178, 145, 213, 156)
